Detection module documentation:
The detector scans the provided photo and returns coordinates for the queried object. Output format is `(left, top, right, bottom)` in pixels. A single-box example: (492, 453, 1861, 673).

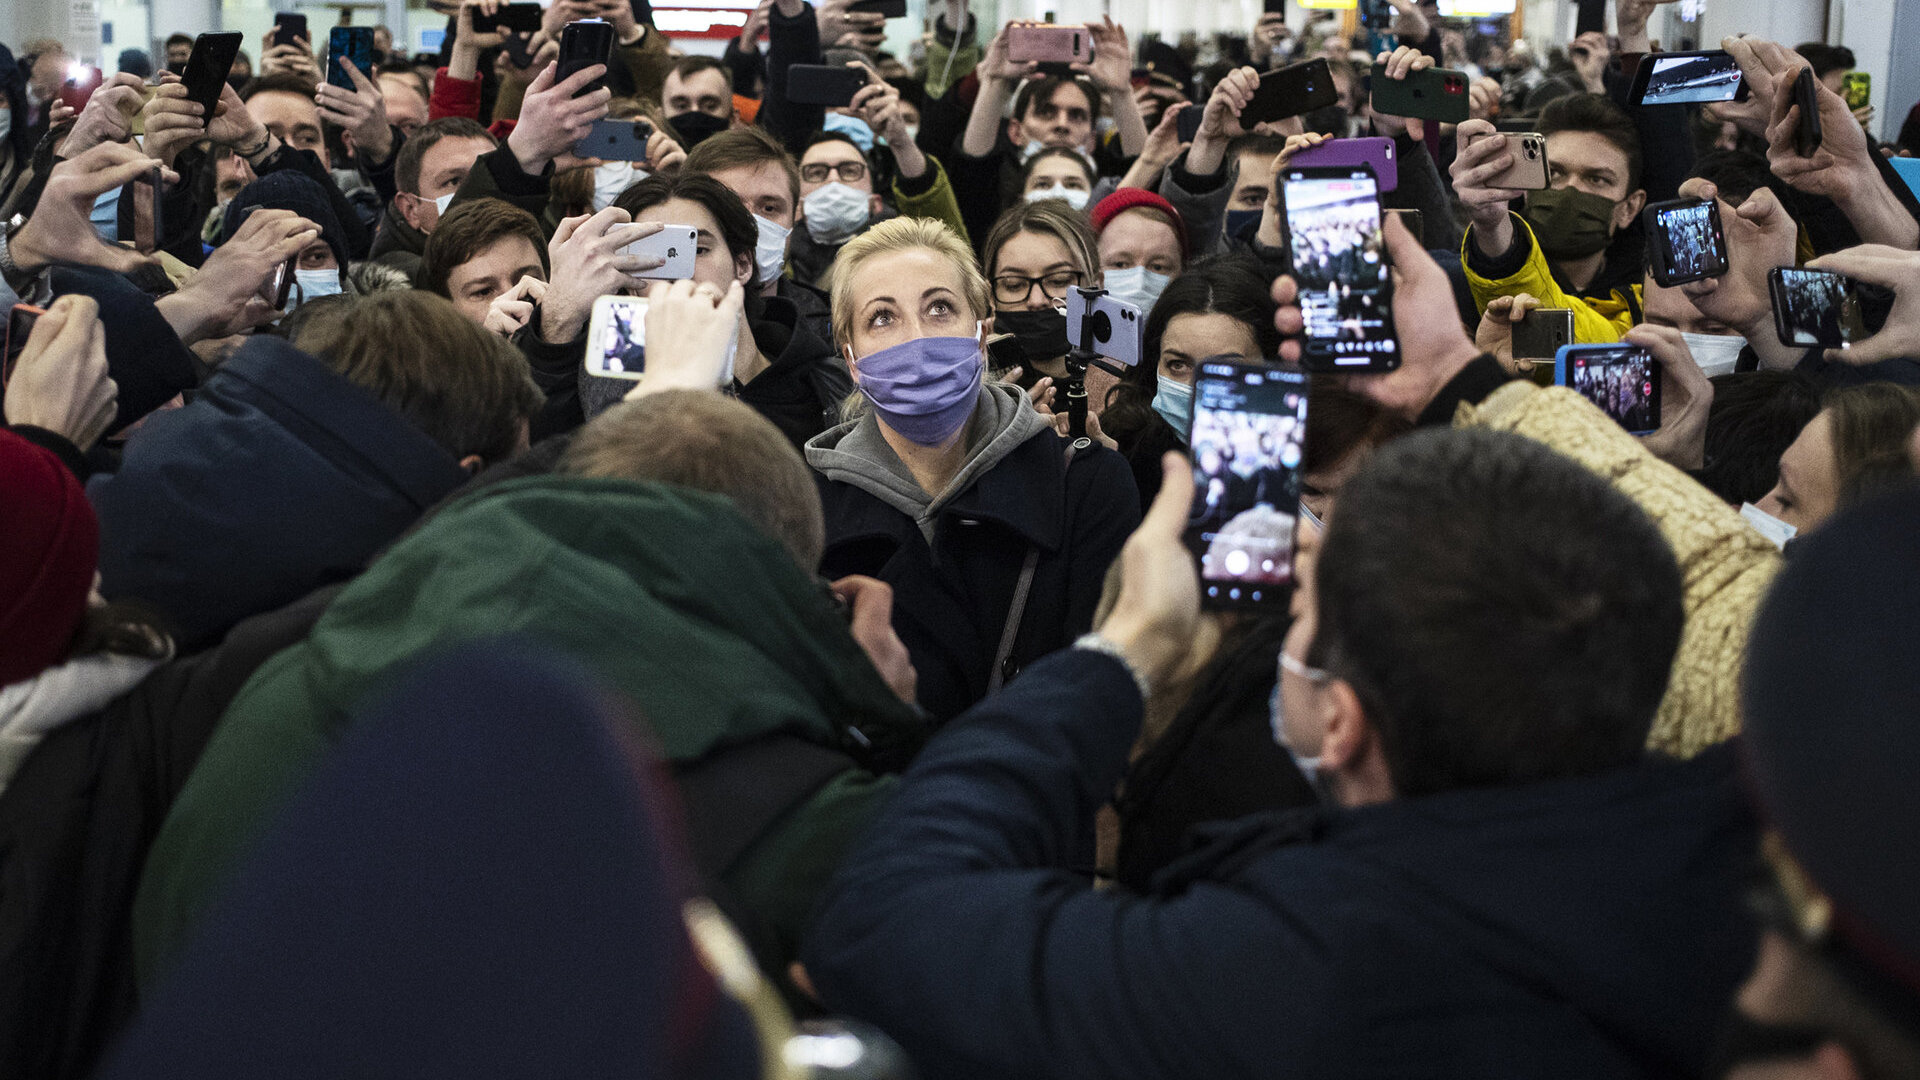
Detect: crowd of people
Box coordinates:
(5, 0, 1920, 1075)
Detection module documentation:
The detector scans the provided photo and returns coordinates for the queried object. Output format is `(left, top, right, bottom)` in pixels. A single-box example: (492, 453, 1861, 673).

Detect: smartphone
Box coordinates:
(1467, 131, 1549, 190)
(326, 26, 374, 91)
(1264, 0, 1287, 13)
(786, 64, 868, 108)
(559, 20, 617, 97)
(128, 165, 165, 255)
(1358, 0, 1394, 30)
(1384, 207, 1422, 241)
(1511, 307, 1572, 361)
(1642, 197, 1728, 288)
(1184, 360, 1310, 609)
(58, 64, 104, 112)
(1242, 59, 1339, 127)
(848, 0, 909, 16)
(502, 32, 537, 70)
(1555, 343, 1661, 434)
(1064, 291, 1143, 369)
(1281, 166, 1398, 371)
(1769, 267, 1864, 349)
(1006, 23, 1092, 66)
(471, 2, 545, 33)
(1290, 136, 1397, 192)
(587, 295, 741, 383)
(1627, 50, 1748, 106)
(578, 118, 653, 161)
(3, 304, 47, 385)
(270, 255, 297, 311)
(272, 12, 309, 49)
(1842, 70, 1871, 112)
(1368, 62, 1470, 124)
(1793, 66, 1823, 157)
(183, 33, 244, 129)
(621, 224, 701, 280)
(1177, 105, 1204, 143)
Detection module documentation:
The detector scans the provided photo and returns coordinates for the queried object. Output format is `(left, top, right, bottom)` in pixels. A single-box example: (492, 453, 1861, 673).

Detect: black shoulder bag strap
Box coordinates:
(988, 438, 1084, 693)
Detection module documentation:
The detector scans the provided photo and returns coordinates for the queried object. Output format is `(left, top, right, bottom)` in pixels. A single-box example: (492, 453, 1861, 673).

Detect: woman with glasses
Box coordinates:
(805, 216, 1141, 723)
(979, 199, 1100, 394)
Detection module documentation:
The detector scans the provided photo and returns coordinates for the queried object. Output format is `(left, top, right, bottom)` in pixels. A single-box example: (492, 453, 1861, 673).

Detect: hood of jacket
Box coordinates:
(90, 335, 469, 650)
(805, 380, 1052, 546)
(367, 198, 427, 261)
(0, 651, 165, 795)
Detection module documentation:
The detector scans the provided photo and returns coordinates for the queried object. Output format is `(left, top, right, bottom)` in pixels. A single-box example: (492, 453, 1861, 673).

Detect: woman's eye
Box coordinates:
(868, 309, 894, 327)
(928, 300, 953, 316)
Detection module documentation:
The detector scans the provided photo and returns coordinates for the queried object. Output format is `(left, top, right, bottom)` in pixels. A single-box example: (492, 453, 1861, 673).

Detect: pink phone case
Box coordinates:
(1006, 24, 1091, 65)
(1288, 137, 1398, 192)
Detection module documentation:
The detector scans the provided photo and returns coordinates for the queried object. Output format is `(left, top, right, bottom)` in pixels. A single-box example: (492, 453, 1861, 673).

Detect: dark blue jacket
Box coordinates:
(90, 337, 469, 650)
(805, 650, 1760, 1080)
(815, 433, 1139, 722)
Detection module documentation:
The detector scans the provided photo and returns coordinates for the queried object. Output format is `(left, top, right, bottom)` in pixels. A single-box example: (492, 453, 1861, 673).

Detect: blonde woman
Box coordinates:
(806, 216, 1141, 722)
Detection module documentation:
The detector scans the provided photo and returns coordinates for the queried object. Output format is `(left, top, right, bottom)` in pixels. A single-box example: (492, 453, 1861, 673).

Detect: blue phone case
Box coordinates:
(1554, 343, 1662, 435)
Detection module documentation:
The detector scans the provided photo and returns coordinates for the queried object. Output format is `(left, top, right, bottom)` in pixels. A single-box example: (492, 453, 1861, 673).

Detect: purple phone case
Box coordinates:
(1288, 138, 1398, 193)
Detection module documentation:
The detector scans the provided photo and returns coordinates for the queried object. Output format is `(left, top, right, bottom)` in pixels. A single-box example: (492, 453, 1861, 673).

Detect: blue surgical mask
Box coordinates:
(1151, 374, 1192, 440)
(1103, 265, 1171, 315)
(293, 267, 345, 306)
(822, 112, 876, 153)
(91, 186, 122, 243)
(1223, 208, 1262, 242)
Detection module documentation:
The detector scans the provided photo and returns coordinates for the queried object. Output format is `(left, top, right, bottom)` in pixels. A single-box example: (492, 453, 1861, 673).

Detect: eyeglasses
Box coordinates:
(993, 270, 1083, 305)
(801, 161, 868, 184)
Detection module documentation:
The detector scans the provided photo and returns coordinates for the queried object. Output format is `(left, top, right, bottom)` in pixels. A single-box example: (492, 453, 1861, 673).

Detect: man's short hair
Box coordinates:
(377, 64, 430, 101)
(683, 125, 801, 218)
(1011, 75, 1102, 128)
(1689, 149, 1795, 212)
(1313, 427, 1684, 797)
(395, 116, 496, 196)
(419, 198, 548, 298)
(670, 54, 734, 92)
(1794, 43, 1856, 79)
(559, 390, 825, 569)
(803, 130, 871, 169)
(1696, 371, 1823, 506)
(166, 32, 195, 49)
(240, 70, 321, 101)
(1539, 92, 1644, 193)
(291, 291, 542, 465)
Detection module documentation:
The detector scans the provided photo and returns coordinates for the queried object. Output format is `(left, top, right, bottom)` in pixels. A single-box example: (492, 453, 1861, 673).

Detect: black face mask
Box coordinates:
(671, 111, 729, 148)
(1704, 1009, 1832, 1078)
(992, 308, 1070, 367)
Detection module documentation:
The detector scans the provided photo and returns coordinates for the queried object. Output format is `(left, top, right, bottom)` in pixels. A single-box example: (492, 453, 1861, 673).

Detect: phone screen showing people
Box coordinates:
(1649, 198, 1727, 286)
(588, 296, 650, 379)
(1772, 268, 1864, 349)
(1639, 51, 1744, 105)
(1185, 361, 1310, 609)
(1555, 344, 1661, 435)
(1283, 167, 1398, 371)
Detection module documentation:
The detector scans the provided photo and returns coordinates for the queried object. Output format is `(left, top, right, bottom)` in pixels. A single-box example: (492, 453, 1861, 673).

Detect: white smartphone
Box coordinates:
(1063, 292, 1144, 369)
(586, 294, 740, 385)
(621, 224, 699, 280)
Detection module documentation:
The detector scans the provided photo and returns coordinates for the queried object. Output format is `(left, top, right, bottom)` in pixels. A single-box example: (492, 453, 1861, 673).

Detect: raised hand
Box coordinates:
(1096, 453, 1206, 697)
(138, 78, 209, 167)
(625, 278, 748, 395)
(9, 144, 178, 276)
(315, 54, 394, 164)
(539, 209, 667, 343)
(508, 60, 613, 176)
(1804, 245, 1920, 366)
(1255, 132, 1331, 247)
(2, 296, 118, 451)
(259, 36, 321, 82)
(62, 72, 147, 157)
(485, 275, 549, 336)
(1449, 118, 1530, 257)
(978, 22, 1040, 85)
(1371, 46, 1435, 142)
(1186, 65, 1260, 177)
(1474, 292, 1543, 375)
(157, 208, 321, 343)
(1625, 322, 1713, 469)
(1074, 17, 1133, 96)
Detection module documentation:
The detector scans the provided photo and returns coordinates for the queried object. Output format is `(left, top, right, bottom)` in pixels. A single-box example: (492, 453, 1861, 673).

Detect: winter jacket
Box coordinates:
(0, 586, 336, 1080)
(807, 384, 1141, 721)
(134, 477, 916, 987)
(1461, 212, 1642, 344)
(805, 648, 1761, 1080)
(365, 198, 427, 277)
(89, 336, 470, 651)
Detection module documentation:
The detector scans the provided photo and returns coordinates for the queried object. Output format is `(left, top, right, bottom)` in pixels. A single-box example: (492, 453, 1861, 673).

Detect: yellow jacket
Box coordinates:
(1462, 214, 1641, 345)
(1454, 381, 1781, 758)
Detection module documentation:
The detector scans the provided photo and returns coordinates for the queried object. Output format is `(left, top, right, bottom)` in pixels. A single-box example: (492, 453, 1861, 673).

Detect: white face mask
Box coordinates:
(903, 123, 920, 144)
(1268, 655, 1328, 799)
(592, 162, 647, 212)
(802, 182, 870, 246)
(1020, 139, 1049, 162)
(292, 267, 345, 306)
(0, 109, 11, 144)
(1102, 265, 1171, 315)
(1740, 502, 1798, 550)
(432, 192, 454, 216)
(1679, 331, 1747, 379)
(1025, 184, 1090, 211)
(752, 213, 791, 286)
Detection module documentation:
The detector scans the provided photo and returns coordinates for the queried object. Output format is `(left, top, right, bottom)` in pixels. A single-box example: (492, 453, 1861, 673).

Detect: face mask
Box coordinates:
(1223, 208, 1262, 242)
(903, 123, 920, 144)
(1024, 184, 1091, 211)
(1680, 331, 1747, 379)
(752, 213, 791, 286)
(821, 112, 876, 153)
(1267, 670, 1325, 796)
(992, 308, 1070, 366)
(850, 329, 985, 445)
(671, 110, 729, 148)
(90, 186, 121, 243)
(432, 192, 454, 216)
(292, 267, 345, 306)
(1740, 502, 1798, 551)
(803, 182, 871, 246)
(1523, 186, 1617, 260)
(1020, 139, 1049, 163)
(0, 110, 10, 144)
(1151, 374, 1192, 440)
(1103, 265, 1171, 315)
(592, 162, 647, 212)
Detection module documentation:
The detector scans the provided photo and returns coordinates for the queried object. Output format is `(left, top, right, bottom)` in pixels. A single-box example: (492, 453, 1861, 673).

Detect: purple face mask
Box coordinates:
(851, 332, 985, 446)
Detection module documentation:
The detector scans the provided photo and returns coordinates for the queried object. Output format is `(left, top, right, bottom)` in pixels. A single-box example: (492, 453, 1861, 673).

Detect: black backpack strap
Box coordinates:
(672, 734, 857, 883)
(989, 438, 1086, 692)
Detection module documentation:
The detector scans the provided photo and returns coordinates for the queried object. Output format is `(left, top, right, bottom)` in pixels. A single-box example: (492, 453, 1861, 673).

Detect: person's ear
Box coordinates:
(396, 191, 429, 232)
(868, 192, 884, 218)
(458, 453, 485, 475)
(734, 248, 754, 287)
(1319, 678, 1394, 805)
(845, 346, 861, 382)
(1006, 116, 1025, 146)
(1615, 188, 1647, 232)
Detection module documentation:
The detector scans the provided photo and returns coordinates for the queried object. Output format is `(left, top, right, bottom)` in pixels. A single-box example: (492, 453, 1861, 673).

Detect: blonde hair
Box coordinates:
(981, 199, 1099, 284)
(827, 216, 991, 352)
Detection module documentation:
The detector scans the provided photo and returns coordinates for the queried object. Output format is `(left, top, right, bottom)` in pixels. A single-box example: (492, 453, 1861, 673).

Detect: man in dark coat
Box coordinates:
(804, 431, 1760, 1080)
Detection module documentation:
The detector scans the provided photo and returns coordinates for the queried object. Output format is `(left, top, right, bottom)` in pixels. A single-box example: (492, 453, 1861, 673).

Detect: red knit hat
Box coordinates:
(1090, 188, 1190, 260)
(0, 430, 100, 686)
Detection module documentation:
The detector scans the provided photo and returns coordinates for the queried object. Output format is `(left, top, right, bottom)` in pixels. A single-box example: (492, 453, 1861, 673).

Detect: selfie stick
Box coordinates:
(1063, 284, 1105, 444)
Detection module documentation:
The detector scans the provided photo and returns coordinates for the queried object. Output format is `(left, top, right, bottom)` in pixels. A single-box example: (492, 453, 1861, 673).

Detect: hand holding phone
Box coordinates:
(1184, 360, 1311, 609)
(1555, 343, 1662, 434)
(1369, 60, 1471, 124)
(183, 32, 245, 127)
(1770, 267, 1863, 350)
(1643, 197, 1729, 287)
(271, 13, 309, 49)
(1241, 59, 1339, 127)
(558, 19, 617, 97)
(578, 118, 653, 162)
(619, 224, 700, 280)
(1281, 166, 1399, 371)
(1463, 131, 1548, 190)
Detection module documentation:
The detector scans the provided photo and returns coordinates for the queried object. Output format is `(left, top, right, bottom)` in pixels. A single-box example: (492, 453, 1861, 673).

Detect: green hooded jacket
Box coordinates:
(135, 476, 914, 985)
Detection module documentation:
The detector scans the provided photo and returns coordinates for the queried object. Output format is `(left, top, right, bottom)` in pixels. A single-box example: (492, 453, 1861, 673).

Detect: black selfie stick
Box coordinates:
(1063, 284, 1105, 443)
